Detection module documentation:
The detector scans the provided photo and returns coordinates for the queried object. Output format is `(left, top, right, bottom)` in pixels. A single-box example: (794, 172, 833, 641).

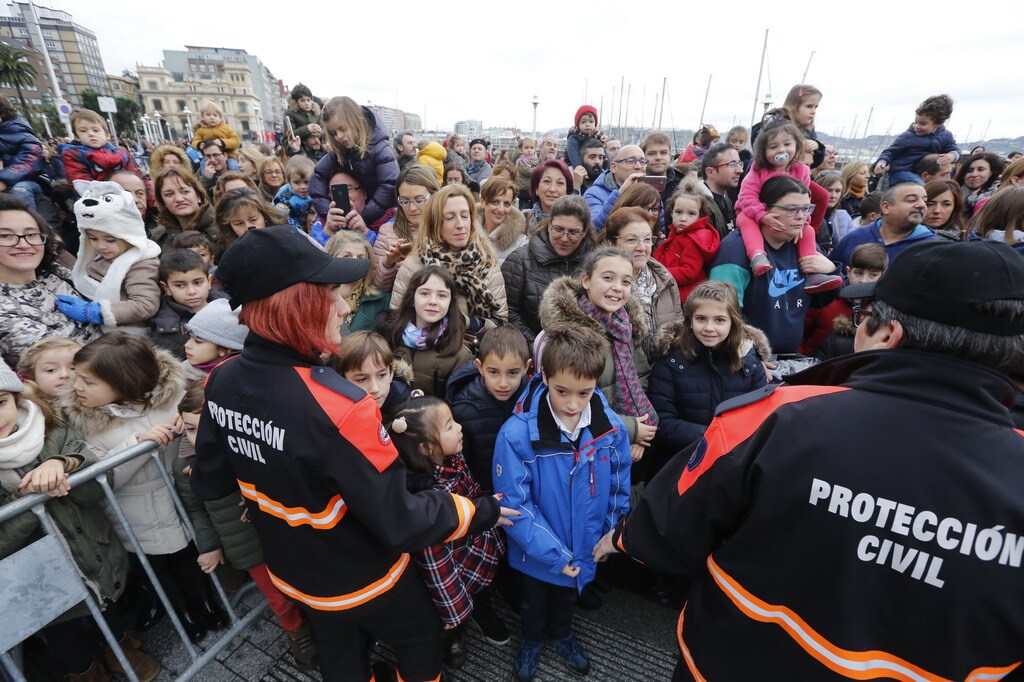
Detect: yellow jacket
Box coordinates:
(191, 122, 241, 158)
(417, 142, 447, 184)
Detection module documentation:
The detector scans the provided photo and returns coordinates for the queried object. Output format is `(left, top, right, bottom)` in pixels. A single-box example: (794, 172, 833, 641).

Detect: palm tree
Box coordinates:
(0, 42, 37, 115)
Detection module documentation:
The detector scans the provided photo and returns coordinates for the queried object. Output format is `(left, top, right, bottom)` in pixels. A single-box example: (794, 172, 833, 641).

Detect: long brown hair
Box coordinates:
(155, 167, 209, 229)
(387, 265, 466, 358)
(680, 281, 747, 372)
(924, 179, 965, 236)
(970, 186, 1024, 244)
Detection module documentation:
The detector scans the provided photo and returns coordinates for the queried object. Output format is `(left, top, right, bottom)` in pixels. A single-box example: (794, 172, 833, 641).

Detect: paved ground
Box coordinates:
(22, 558, 683, 681)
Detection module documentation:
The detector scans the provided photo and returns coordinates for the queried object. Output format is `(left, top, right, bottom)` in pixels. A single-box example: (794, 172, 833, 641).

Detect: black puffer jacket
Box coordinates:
(648, 321, 771, 454)
(445, 360, 527, 492)
(501, 230, 593, 343)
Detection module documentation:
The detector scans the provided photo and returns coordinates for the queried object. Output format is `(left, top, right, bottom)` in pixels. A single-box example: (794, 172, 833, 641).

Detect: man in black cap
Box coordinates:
(595, 240, 1024, 680)
(192, 226, 514, 682)
(466, 138, 492, 184)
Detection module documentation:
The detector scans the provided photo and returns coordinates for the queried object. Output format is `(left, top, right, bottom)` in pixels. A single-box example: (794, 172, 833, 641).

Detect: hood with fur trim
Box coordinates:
(392, 357, 414, 384)
(538, 276, 649, 346)
(476, 205, 526, 252)
(652, 320, 772, 362)
(287, 99, 321, 118)
(58, 347, 186, 437)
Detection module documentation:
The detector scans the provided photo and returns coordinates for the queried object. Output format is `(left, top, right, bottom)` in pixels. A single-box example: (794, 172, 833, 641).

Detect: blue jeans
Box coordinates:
(10, 180, 43, 209)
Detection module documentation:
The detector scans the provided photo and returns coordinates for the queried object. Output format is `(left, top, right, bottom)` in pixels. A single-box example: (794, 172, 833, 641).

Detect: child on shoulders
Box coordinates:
(873, 95, 959, 186)
(59, 109, 146, 185)
(565, 106, 606, 168)
(190, 100, 240, 169)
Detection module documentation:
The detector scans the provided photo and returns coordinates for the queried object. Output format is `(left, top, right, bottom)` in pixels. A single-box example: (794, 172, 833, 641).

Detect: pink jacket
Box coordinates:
(734, 162, 813, 224)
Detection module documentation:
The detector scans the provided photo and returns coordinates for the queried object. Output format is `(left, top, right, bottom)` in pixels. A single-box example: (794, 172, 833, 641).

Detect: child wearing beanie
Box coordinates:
(57, 180, 162, 333)
(182, 298, 249, 378)
(565, 105, 607, 168)
(0, 361, 162, 680)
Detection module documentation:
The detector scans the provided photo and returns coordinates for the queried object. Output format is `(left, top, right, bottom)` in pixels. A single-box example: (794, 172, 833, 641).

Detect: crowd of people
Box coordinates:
(1, 80, 1023, 682)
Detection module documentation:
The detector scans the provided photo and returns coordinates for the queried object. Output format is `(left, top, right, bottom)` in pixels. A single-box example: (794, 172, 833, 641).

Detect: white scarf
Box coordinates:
(0, 401, 46, 493)
(71, 241, 160, 305)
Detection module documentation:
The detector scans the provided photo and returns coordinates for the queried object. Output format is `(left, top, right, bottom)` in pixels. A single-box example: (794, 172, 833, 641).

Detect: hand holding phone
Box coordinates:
(331, 183, 351, 214)
(640, 175, 667, 192)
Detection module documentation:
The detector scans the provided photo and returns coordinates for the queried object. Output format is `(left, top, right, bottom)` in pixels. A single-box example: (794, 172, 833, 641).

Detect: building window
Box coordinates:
(176, 99, 186, 111)
(152, 99, 163, 111)
(148, 80, 157, 90)
(238, 102, 247, 113)
(241, 120, 250, 132)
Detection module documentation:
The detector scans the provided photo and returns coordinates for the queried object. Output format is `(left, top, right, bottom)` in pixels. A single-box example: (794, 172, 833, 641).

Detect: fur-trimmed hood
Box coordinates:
(652, 320, 772, 362)
(392, 357, 414, 384)
(58, 348, 186, 437)
(476, 205, 526, 252)
(286, 99, 321, 118)
(538, 276, 649, 346)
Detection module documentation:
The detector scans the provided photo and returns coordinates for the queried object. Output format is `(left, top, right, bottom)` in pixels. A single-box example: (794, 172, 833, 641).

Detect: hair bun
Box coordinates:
(391, 416, 408, 434)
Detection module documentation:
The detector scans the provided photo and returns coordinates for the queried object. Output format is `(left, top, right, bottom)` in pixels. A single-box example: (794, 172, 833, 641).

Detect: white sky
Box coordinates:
(81, 0, 1024, 142)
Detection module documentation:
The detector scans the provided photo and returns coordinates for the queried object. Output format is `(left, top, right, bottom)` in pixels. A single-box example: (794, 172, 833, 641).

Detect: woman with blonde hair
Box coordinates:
(236, 145, 265, 183)
(373, 163, 440, 291)
(150, 144, 192, 173)
(390, 185, 507, 343)
(309, 96, 399, 229)
(840, 160, 870, 218)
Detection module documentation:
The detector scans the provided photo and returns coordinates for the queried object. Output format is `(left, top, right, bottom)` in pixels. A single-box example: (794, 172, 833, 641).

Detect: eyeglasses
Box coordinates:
(550, 226, 585, 240)
(710, 160, 744, 170)
(645, 204, 660, 215)
(0, 231, 47, 247)
(770, 203, 816, 218)
(852, 307, 873, 327)
(205, 152, 225, 160)
(617, 236, 654, 248)
(397, 195, 430, 208)
(615, 157, 649, 167)
(264, 168, 284, 176)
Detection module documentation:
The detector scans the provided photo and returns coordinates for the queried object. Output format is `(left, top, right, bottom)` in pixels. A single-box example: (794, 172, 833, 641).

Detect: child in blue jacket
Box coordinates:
(873, 94, 959, 186)
(493, 325, 630, 682)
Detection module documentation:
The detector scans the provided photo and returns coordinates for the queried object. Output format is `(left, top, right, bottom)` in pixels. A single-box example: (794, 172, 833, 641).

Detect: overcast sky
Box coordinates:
(81, 0, 1024, 142)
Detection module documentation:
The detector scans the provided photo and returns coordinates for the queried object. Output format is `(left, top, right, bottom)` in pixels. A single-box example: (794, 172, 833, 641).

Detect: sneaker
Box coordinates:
(287, 621, 317, 669)
(803, 273, 844, 294)
(575, 584, 602, 611)
(512, 639, 543, 682)
(552, 633, 591, 676)
(750, 252, 773, 276)
(469, 600, 510, 645)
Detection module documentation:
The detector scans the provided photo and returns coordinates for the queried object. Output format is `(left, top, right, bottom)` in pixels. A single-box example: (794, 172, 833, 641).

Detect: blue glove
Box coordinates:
(56, 294, 103, 324)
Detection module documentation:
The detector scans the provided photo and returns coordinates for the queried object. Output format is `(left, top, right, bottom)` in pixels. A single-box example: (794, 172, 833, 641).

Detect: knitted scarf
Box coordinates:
(577, 295, 658, 426)
(402, 318, 448, 350)
(847, 186, 866, 199)
(0, 401, 45, 493)
(466, 160, 489, 178)
(420, 240, 500, 320)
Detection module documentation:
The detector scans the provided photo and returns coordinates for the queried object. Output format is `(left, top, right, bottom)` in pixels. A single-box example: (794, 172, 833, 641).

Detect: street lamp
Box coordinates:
(141, 115, 151, 141)
(531, 95, 539, 140)
(152, 111, 163, 141)
(182, 106, 192, 134)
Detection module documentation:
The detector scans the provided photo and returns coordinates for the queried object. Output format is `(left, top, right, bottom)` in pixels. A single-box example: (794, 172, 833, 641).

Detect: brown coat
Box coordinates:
(86, 256, 161, 330)
(393, 344, 474, 398)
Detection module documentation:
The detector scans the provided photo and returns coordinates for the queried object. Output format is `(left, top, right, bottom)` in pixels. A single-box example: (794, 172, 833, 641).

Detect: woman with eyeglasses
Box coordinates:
(373, 164, 440, 291)
(502, 195, 596, 343)
(601, 206, 680, 358)
(256, 157, 287, 203)
(0, 195, 98, 366)
(477, 176, 526, 265)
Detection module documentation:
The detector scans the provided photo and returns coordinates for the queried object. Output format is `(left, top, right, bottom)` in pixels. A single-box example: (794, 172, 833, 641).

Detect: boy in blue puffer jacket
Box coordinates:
(446, 326, 532, 493)
(873, 94, 960, 186)
(493, 325, 630, 682)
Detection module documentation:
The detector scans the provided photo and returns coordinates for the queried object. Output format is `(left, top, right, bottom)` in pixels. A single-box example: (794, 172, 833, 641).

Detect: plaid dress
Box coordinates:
(413, 451, 506, 626)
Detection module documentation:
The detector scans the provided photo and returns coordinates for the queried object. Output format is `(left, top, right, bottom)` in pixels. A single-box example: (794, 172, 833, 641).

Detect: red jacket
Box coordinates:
(800, 296, 852, 355)
(653, 216, 721, 303)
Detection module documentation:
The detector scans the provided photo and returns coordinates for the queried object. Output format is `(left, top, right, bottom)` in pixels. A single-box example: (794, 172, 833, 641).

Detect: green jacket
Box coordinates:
(0, 426, 128, 617)
(171, 438, 264, 570)
(347, 289, 391, 334)
(284, 101, 322, 140)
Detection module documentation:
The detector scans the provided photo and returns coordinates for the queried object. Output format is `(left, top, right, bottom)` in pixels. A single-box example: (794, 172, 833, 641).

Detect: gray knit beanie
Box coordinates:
(0, 361, 24, 393)
(186, 299, 249, 351)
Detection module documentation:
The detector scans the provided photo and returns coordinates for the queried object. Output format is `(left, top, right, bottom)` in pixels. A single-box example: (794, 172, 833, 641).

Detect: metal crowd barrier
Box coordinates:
(0, 441, 267, 681)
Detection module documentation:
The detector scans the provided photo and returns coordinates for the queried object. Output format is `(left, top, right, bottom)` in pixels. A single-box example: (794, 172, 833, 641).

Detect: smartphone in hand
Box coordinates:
(640, 175, 667, 192)
(330, 184, 351, 214)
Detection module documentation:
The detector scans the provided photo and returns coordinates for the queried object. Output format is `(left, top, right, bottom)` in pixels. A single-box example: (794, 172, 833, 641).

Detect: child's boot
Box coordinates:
(443, 623, 467, 669)
(513, 639, 543, 682)
(286, 621, 317, 669)
(102, 633, 160, 682)
(750, 252, 772, 276)
(553, 632, 591, 676)
(803, 273, 844, 294)
(66, 659, 108, 682)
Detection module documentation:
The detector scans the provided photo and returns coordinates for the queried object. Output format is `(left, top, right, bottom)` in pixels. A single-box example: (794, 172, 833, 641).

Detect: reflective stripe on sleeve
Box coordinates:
(267, 553, 410, 611)
(237, 479, 347, 529)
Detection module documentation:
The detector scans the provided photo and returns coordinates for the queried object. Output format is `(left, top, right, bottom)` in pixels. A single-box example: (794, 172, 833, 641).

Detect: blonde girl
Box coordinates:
(16, 337, 83, 400)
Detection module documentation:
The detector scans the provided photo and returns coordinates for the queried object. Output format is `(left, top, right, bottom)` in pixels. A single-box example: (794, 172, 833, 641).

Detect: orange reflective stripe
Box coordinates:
(268, 553, 409, 611)
(237, 479, 347, 529)
(679, 385, 849, 496)
(707, 556, 1020, 681)
(966, 663, 1022, 681)
(677, 607, 708, 682)
(444, 494, 475, 542)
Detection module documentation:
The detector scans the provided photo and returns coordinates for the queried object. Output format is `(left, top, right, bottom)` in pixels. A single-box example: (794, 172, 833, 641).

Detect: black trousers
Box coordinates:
(40, 602, 127, 675)
(518, 572, 577, 643)
(302, 567, 443, 682)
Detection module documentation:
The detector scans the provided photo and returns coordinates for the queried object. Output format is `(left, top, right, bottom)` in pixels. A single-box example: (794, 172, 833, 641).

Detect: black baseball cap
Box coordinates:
(216, 225, 370, 309)
(840, 240, 1024, 335)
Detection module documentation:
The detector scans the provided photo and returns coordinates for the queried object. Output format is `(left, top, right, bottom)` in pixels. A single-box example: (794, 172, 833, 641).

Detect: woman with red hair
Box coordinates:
(190, 226, 511, 681)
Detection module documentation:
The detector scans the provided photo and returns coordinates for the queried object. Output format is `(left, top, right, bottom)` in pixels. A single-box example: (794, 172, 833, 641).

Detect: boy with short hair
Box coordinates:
(334, 330, 413, 422)
(446, 325, 532, 493)
(565, 105, 607, 168)
(873, 94, 959, 186)
(274, 155, 322, 239)
(801, 243, 888, 356)
(169, 231, 216, 272)
(493, 325, 631, 681)
(190, 100, 240, 161)
(857, 191, 883, 227)
(150, 249, 227, 358)
(173, 379, 316, 669)
(60, 109, 145, 185)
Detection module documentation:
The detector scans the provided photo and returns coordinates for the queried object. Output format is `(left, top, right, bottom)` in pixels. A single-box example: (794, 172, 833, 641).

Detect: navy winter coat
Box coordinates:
(876, 124, 959, 174)
(0, 116, 42, 185)
(445, 360, 526, 492)
(309, 107, 398, 226)
(648, 321, 769, 454)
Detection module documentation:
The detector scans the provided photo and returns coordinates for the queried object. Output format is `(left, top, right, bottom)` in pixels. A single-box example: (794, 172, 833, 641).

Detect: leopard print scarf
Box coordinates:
(420, 239, 500, 320)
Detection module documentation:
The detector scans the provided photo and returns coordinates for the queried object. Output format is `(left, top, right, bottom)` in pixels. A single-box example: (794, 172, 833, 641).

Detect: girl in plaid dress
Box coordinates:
(387, 395, 509, 669)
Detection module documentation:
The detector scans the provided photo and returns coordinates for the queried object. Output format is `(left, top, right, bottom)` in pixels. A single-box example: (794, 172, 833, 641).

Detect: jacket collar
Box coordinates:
(242, 333, 325, 368)
(515, 374, 615, 450)
(786, 349, 1019, 424)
